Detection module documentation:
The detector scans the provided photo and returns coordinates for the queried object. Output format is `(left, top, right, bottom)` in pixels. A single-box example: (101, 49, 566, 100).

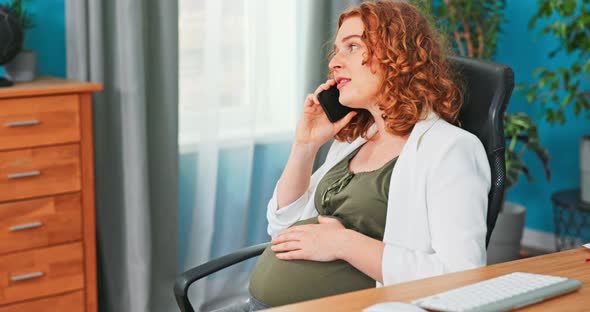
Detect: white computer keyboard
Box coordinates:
(411, 272, 581, 312)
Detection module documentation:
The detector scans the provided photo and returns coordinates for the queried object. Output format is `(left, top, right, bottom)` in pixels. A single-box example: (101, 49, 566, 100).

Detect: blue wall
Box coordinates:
(0, 0, 65, 78)
(495, 0, 590, 233)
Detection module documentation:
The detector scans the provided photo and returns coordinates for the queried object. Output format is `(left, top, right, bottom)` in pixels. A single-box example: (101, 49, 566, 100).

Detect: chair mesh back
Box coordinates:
(448, 56, 514, 247)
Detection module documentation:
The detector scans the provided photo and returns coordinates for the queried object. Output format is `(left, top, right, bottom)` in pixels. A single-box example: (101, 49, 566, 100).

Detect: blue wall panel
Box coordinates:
(0, 0, 65, 78)
(495, 0, 590, 232)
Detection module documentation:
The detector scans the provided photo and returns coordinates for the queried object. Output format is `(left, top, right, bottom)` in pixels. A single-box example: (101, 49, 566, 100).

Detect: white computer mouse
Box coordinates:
(363, 301, 427, 312)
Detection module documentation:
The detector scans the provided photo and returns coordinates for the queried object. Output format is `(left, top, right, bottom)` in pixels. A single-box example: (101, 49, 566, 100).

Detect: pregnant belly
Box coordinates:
(248, 217, 375, 307)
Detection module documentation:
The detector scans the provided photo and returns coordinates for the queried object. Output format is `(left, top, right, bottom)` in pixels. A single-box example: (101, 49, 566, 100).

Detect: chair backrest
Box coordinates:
(447, 56, 514, 247)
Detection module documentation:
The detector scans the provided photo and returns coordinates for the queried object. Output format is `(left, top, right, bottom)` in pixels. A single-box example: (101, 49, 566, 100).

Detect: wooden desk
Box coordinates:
(268, 248, 590, 312)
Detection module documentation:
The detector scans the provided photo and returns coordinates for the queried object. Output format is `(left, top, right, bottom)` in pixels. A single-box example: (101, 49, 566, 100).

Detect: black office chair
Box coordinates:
(174, 56, 514, 312)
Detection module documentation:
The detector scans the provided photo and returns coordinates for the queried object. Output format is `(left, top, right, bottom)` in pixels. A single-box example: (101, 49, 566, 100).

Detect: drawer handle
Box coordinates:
(9, 221, 43, 232)
(7, 171, 41, 179)
(10, 272, 44, 282)
(6, 120, 41, 127)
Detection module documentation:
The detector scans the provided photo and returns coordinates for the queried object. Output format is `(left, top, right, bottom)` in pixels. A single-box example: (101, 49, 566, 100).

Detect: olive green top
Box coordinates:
(249, 146, 398, 307)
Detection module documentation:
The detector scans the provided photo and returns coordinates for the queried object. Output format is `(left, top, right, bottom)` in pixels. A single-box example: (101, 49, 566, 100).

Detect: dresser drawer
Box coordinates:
(0, 95, 80, 151)
(0, 290, 84, 312)
(0, 194, 82, 255)
(0, 144, 81, 202)
(0, 242, 84, 305)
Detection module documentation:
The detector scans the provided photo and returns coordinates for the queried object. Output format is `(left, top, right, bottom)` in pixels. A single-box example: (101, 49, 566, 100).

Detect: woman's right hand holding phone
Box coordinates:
(294, 79, 357, 150)
(276, 79, 357, 208)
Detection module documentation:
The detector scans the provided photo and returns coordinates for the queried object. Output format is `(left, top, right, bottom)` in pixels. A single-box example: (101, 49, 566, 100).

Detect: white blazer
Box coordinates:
(266, 111, 491, 287)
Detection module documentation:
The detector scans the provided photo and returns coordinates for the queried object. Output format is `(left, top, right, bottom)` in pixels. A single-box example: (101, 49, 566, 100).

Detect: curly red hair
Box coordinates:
(330, 0, 463, 142)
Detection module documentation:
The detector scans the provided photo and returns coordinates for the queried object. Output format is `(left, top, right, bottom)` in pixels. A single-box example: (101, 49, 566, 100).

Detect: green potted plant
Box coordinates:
(519, 0, 590, 203)
(3, 0, 36, 82)
(502, 114, 550, 262)
(428, 0, 551, 263)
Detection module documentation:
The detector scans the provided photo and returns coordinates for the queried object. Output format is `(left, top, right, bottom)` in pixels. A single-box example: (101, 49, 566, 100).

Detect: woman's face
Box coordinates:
(329, 16, 383, 109)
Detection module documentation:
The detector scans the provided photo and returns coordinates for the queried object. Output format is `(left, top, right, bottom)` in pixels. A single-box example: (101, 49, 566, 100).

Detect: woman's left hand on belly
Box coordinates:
(271, 216, 350, 262)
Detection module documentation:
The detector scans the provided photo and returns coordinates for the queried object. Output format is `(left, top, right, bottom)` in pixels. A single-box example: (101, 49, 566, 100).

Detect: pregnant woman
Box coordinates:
(215, 1, 491, 311)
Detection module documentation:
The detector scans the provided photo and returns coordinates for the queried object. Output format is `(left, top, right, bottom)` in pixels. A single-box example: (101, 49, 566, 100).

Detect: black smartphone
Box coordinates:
(317, 84, 355, 123)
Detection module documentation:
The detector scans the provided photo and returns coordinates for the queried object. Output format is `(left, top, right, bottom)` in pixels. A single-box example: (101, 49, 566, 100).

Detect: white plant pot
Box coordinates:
(5, 50, 37, 82)
(581, 135, 590, 203)
(486, 202, 526, 265)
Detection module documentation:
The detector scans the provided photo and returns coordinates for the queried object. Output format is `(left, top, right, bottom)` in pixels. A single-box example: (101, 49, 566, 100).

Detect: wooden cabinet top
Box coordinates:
(0, 77, 103, 99)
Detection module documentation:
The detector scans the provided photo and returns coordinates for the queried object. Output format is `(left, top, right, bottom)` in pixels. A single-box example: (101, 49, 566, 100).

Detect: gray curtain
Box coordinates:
(65, 1, 178, 311)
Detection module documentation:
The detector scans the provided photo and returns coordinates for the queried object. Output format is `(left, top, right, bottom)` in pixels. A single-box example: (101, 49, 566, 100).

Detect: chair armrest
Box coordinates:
(174, 242, 270, 312)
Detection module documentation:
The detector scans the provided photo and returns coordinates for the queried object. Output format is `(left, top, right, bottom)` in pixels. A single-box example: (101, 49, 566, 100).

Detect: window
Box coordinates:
(179, 0, 300, 148)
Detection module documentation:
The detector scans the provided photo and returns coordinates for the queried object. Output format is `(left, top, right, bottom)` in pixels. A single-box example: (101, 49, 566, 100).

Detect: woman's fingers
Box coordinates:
(313, 79, 336, 105)
(303, 94, 314, 107)
(321, 79, 336, 89)
(271, 231, 303, 245)
(304, 79, 336, 109)
(303, 94, 320, 114)
(317, 79, 335, 92)
(275, 249, 306, 260)
(334, 110, 358, 130)
(271, 241, 301, 253)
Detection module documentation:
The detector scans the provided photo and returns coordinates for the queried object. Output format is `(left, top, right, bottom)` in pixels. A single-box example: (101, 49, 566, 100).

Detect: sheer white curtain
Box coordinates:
(178, 0, 303, 310)
(178, 0, 361, 310)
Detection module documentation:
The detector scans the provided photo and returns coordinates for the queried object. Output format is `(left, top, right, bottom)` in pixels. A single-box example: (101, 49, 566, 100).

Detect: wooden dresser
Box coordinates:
(0, 78, 102, 312)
